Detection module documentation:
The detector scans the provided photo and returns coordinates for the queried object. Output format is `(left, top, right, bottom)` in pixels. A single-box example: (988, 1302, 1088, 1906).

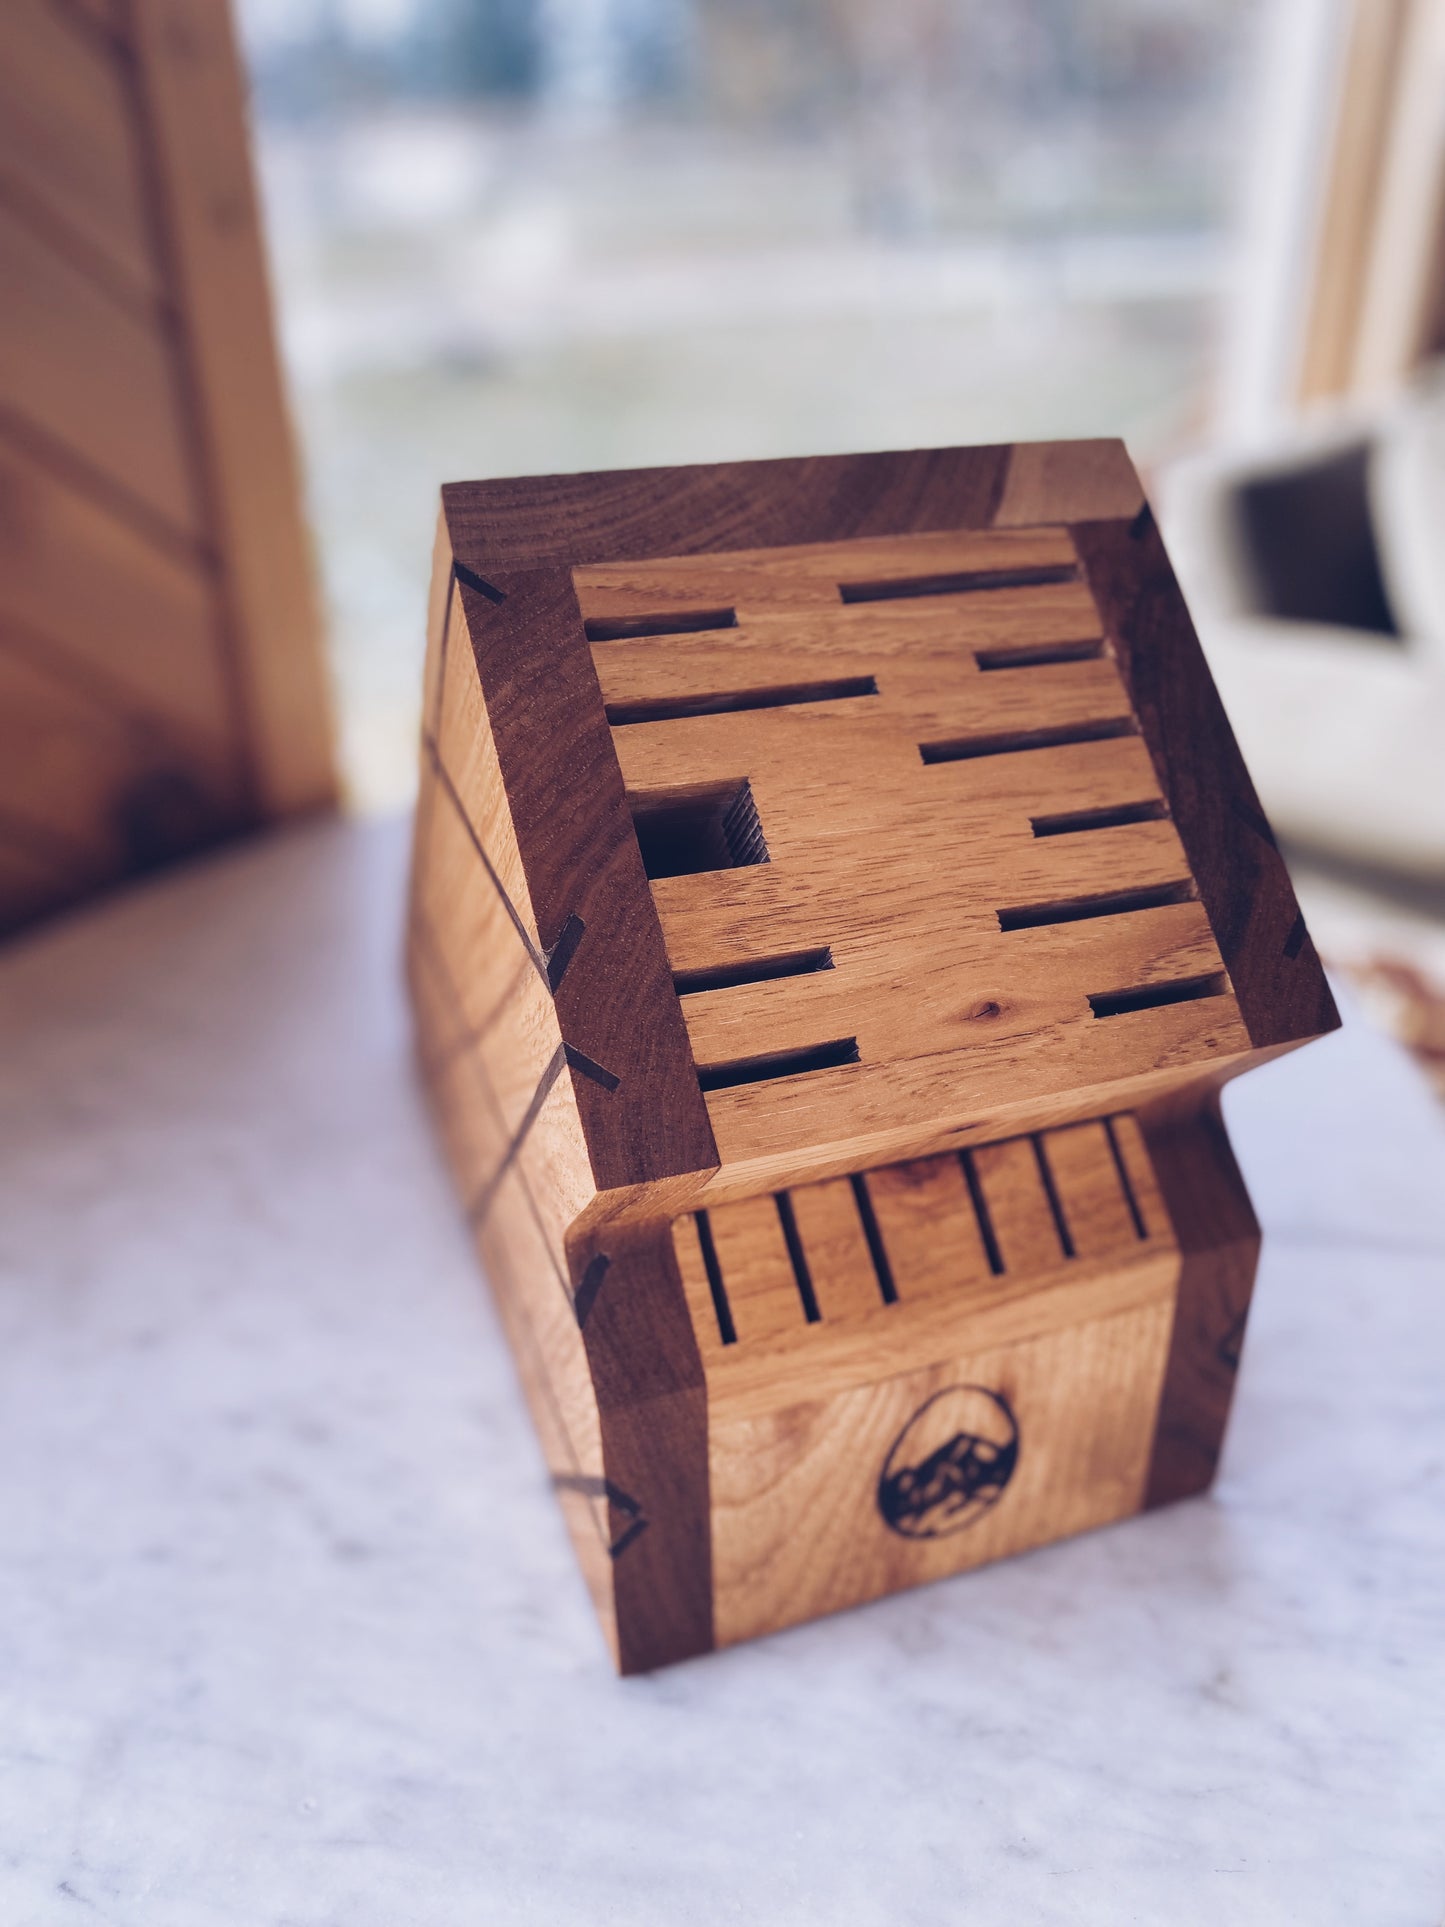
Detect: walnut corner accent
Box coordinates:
(0, 0, 335, 940)
(406, 441, 1339, 1674)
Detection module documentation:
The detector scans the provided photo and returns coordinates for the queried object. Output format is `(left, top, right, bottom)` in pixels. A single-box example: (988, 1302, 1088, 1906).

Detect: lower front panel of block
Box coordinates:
(708, 1294, 1174, 1649)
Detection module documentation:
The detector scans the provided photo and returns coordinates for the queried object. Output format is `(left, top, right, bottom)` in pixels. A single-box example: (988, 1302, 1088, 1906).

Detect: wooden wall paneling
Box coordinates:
(0, 0, 336, 939)
(0, 0, 163, 308)
(1296, 0, 1410, 402)
(0, 200, 206, 542)
(0, 640, 188, 928)
(1350, 0, 1445, 389)
(0, 439, 236, 765)
(129, 0, 335, 819)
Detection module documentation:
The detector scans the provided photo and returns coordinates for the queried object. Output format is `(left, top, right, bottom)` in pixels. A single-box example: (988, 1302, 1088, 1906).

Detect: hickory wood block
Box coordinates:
(409, 441, 1339, 1670)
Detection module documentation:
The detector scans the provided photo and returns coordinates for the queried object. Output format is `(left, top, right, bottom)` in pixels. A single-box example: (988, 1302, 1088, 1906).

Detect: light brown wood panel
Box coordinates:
(0, 202, 206, 541)
(0, 437, 237, 761)
(0, 0, 162, 306)
(591, 528, 1248, 1192)
(59, 0, 129, 41)
(1043, 1120, 1142, 1258)
(787, 1177, 884, 1322)
(971, 1138, 1065, 1275)
(432, 590, 539, 938)
(412, 774, 561, 1150)
(574, 525, 1080, 620)
(409, 885, 616, 1653)
(696, 1020, 1254, 1203)
(589, 584, 1105, 704)
(864, 1154, 996, 1302)
(710, 1296, 1174, 1649)
(672, 1211, 726, 1358)
(131, 0, 334, 819)
(704, 1195, 808, 1344)
(0, 645, 170, 882)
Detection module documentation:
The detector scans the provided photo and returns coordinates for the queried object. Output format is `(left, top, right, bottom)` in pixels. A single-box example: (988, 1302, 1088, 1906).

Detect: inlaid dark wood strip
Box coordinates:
(1072, 512, 1339, 1052)
(443, 445, 1013, 570)
(1141, 1096, 1261, 1508)
(566, 1217, 713, 1672)
(452, 569, 718, 1194)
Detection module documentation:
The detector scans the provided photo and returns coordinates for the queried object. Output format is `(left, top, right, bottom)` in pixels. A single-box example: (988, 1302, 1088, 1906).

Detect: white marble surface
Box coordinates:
(1, 816, 1442, 1927)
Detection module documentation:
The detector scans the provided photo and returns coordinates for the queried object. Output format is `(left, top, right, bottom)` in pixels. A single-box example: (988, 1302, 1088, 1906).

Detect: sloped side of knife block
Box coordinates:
(407, 441, 1337, 1672)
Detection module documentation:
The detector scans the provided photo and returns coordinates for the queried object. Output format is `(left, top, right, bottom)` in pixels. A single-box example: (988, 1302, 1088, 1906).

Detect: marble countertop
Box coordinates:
(1, 817, 1442, 1927)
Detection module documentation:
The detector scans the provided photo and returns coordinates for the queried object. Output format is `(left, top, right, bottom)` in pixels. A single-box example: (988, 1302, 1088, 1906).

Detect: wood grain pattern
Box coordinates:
(414, 440, 1335, 1670)
(1072, 512, 1339, 1051)
(450, 565, 719, 1203)
(0, 199, 206, 542)
(0, 0, 163, 308)
(0, 0, 335, 939)
(132, 0, 335, 821)
(582, 523, 1263, 1194)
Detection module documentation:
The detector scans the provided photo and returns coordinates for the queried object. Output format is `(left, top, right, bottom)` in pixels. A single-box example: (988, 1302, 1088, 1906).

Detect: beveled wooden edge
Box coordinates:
(443, 444, 1022, 569)
(1139, 1091, 1261, 1507)
(566, 1218, 712, 1673)
(451, 566, 718, 1197)
(1072, 511, 1340, 1054)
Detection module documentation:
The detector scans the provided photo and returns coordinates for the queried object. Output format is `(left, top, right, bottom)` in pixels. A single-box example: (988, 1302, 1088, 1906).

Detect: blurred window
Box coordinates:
(238, 0, 1264, 805)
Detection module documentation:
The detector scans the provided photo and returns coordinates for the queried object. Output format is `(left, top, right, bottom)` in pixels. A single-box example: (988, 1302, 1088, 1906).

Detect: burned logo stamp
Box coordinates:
(876, 1385, 1020, 1538)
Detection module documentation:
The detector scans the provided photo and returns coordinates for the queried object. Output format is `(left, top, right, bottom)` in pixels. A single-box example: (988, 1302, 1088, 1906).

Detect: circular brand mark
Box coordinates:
(876, 1385, 1020, 1538)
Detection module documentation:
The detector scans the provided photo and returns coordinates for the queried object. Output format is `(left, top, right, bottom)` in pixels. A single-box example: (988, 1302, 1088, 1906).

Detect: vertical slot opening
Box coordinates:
(673, 947, 834, 998)
(1032, 1136, 1075, 1259)
(975, 638, 1105, 670)
(775, 1193, 821, 1323)
(1030, 799, 1168, 838)
(1088, 972, 1228, 1019)
(839, 563, 1078, 603)
(960, 1150, 1005, 1276)
(1104, 1118, 1149, 1240)
(996, 878, 1197, 932)
(697, 1037, 859, 1093)
(850, 1174, 898, 1305)
(630, 779, 768, 880)
(585, 608, 738, 642)
(919, 716, 1138, 764)
(694, 1210, 737, 1345)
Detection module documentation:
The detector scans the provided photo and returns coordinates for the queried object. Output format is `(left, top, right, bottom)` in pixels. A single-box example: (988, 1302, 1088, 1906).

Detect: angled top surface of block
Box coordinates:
(436, 441, 1338, 1213)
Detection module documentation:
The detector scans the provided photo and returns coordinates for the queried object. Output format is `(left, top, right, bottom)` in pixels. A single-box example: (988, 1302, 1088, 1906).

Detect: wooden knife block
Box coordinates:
(406, 442, 1338, 1673)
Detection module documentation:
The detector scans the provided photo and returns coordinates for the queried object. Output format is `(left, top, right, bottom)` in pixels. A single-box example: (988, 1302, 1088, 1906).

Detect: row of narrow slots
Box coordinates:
(628, 757, 1167, 888)
(590, 560, 1095, 725)
(684, 957, 1229, 1098)
(692, 1121, 1149, 1347)
(583, 557, 1082, 646)
(603, 642, 1106, 727)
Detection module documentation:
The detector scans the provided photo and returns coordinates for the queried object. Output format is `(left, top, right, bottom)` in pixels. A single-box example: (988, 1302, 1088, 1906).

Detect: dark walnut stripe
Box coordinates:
(1072, 513, 1339, 1053)
(568, 1218, 712, 1673)
(1140, 1096, 1261, 1509)
(442, 445, 1013, 570)
(453, 570, 718, 1194)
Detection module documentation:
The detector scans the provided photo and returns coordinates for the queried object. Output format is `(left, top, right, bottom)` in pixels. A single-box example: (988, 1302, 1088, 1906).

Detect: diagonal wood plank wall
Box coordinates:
(0, 0, 334, 939)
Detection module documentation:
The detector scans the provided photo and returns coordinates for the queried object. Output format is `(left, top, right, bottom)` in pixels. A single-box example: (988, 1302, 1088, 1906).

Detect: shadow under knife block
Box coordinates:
(406, 441, 1339, 1674)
